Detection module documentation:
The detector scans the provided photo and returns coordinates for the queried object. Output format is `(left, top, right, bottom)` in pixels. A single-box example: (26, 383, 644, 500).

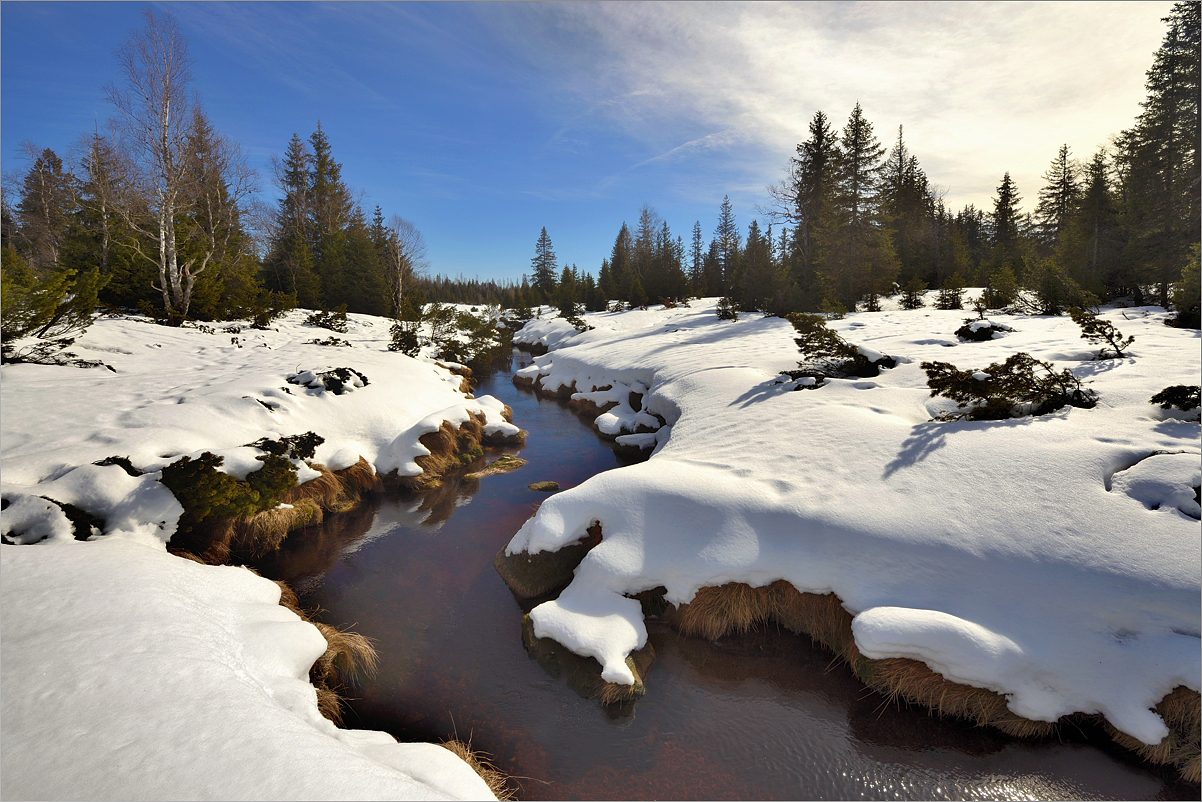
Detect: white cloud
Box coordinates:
(487, 1, 1171, 212)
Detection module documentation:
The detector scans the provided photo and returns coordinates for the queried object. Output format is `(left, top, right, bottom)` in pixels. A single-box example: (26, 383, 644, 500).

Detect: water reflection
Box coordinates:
(260, 351, 1194, 801)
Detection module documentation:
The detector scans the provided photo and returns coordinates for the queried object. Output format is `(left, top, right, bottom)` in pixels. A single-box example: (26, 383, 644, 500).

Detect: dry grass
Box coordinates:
(663, 578, 1202, 780)
(310, 621, 380, 686)
(335, 457, 383, 498)
(1101, 685, 1201, 783)
(229, 499, 323, 559)
(440, 739, 516, 800)
(314, 684, 344, 726)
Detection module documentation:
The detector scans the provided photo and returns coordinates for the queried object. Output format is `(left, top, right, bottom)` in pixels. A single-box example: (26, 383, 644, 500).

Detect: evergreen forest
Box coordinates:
(3, 4, 1198, 340)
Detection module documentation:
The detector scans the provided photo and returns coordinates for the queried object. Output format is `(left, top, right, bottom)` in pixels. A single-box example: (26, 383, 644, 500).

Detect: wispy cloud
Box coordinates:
(482, 1, 1171, 211)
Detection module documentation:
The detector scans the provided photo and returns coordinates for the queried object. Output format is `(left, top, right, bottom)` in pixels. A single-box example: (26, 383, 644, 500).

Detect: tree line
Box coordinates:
(526, 2, 1199, 320)
(2, 9, 428, 341)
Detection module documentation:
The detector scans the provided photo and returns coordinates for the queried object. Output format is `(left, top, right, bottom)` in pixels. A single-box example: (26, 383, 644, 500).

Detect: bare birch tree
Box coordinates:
(384, 215, 427, 316)
(104, 10, 196, 322)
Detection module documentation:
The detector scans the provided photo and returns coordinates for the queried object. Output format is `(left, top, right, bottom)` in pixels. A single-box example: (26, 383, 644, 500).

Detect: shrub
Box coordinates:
(899, 277, 927, 310)
(304, 305, 349, 333)
(159, 453, 260, 541)
(306, 336, 351, 347)
(244, 453, 299, 504)
(934, 274, 966, 310)
(250, 291, 295, 330)
(286, 367, 370, 395)
(1021, 257, 1087, 316)
(922, 353, 1097, 421)
(955, 319, 1013, 342)
(1167, 244, 1200, 329)
(788, 313, 896, 378)
(862, 292, 882, 312)
(716, 295, 739, 321)
(1150, 385, 1200, 412)
(982, 266, 1018, 309)
(1, 336, 116, 371)
(388, 322, 421, 356)
(246, 432, 325, 461)
(1067, 307, 1134, 359)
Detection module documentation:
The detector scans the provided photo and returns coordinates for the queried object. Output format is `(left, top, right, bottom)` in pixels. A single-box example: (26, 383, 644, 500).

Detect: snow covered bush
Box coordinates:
(922, 353, 1097, 421)
(955, 319, 1014, 342)
(788, 312, 896, 378)
(1068, 307, 1135, 359)
(1150, 385, 1201, 413)
(287, 367, 369, 395)
(246, 431, 325, 461)
(305, 336, 351, 347)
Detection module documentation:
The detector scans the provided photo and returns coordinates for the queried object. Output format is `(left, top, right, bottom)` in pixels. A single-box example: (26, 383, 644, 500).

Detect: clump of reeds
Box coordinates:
(308, 620, 380, 726)
(440, 738, 516, 800)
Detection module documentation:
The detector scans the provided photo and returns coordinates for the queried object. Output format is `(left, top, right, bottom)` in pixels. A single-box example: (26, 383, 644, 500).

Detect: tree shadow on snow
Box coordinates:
(882, 417, 1036, 479)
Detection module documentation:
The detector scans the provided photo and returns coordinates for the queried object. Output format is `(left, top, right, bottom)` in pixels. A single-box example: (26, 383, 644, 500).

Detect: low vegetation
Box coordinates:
(922, 353, 1097, 421)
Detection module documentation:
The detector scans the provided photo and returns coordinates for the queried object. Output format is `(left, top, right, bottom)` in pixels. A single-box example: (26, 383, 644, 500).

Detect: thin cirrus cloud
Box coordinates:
(484, 1, 1171, 210)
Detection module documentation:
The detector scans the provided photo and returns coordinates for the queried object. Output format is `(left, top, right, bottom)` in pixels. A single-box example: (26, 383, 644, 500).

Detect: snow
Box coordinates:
(1, 310, 504, 799)
(1, 537, 494, 800)
(2, 310, 516, 544)
(510, 297, 1201, 746)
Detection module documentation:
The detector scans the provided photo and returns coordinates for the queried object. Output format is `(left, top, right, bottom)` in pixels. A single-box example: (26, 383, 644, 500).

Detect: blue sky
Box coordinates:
(2, 2, 1172, 283)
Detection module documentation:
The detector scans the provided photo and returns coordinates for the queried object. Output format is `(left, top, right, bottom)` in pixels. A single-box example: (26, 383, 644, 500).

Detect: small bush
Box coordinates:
(1150, 385, 1200, 412)
(159, 451, 300, 545)
(899, 277, 927, 310)
(244, 454, 299, 505)
(388, 322, 421, 356)
(286, 367, 370, 395)
(716, 295, 739, 321)
(1167, 244, 1200, 329)
(1, 337, 116, 371)
(93, 455, 143, 476)
(787, 313, 896, 378)
(247, 431, 325, 461)
(934, 274, 966, 310)
(922, 353, 1097, 421)
(304, 305, 349, 333)
(251, 291, 295, 330)
(982, 266, 1018, 309)
(305, 336, 351, 347)
(955, 319, 1013, 342)
(1067, 307, 1134, 359)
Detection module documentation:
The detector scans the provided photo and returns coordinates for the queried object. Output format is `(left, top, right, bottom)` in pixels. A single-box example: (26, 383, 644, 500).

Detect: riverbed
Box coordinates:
(263, 349, 1194, 800)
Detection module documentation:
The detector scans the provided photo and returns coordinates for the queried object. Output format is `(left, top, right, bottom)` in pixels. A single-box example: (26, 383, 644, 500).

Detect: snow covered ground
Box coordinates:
(1, 310, 509, 799)
(510, 296, 1200, 747)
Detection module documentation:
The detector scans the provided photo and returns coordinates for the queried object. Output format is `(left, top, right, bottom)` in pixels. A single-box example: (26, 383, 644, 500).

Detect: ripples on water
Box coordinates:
(261, 351, 1195, 801)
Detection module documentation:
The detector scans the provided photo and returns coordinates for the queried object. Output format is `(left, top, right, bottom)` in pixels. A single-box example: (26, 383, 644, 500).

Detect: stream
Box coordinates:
(262, 349, 1193, 800)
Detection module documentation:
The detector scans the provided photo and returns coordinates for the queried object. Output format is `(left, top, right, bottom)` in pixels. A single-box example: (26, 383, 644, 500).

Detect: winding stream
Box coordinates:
(263, 349, 1193, 800)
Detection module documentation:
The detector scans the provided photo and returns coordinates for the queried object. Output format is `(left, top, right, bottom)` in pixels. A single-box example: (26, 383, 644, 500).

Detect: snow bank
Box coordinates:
(1, 537, 493, 800)
(1, 310, 515, 545)
(1, 310, 505, 799)
(507, 298, 1201, 745)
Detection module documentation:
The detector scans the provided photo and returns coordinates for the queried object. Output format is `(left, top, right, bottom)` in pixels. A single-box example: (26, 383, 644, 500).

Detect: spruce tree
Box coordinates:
(530, 227, 558, 303)
(1034, 144, 1081, 248)
(713, 195, 740, 295)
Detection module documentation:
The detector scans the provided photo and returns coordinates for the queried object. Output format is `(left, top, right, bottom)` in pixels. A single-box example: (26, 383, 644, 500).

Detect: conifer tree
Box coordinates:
(689, 221, 704, 295)
(530, 227, 558, 303)
(1034, 144, 1081, 248)
(822, 103, 898, 308)
(713, 195, 740, 295)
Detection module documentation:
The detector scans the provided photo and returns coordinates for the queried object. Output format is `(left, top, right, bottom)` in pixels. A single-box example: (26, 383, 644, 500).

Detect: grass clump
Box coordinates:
(922, 353, 1097, 421)
(1067, 307, 1134, 359)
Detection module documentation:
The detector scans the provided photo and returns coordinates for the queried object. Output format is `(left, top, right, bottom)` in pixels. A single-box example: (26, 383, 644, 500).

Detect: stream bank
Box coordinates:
(262, 349, 1196, 800)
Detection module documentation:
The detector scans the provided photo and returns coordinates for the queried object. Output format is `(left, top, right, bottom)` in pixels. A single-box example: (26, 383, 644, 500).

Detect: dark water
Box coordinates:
(267, 350, 1194, 801)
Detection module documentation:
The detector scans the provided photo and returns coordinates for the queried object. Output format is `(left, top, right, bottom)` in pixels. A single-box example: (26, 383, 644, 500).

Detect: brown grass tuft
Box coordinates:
(314, 685, 343, 726)
(310, 621, 380, 686)
(274, 580, 303, 615)
(440, 739, 516, 800)
(334, 456, 383, 498)
(1100, 686, 1200, 782)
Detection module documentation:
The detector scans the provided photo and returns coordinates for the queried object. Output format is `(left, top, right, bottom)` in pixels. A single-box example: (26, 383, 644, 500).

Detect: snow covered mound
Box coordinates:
(1, 310, 518, 545)
(1, 309, 510, 799)
(1, 537, 493, 800)
(508, 298, 1201, 746)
